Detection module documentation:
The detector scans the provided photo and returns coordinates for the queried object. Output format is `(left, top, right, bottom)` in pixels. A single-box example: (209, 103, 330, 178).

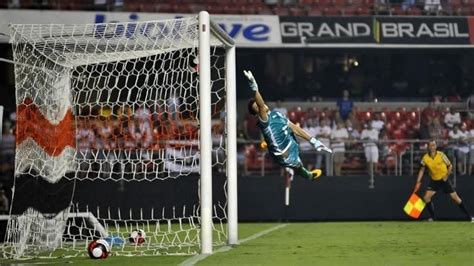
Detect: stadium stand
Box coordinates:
(1, 0, 474, 15)
(241, 101, 472, 176)
(0, 0, 473, 177)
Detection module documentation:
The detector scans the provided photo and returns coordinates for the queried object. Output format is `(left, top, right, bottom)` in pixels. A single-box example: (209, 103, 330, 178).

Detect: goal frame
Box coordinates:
(4, 11, 237, 257)
(198, 11, 238, 254)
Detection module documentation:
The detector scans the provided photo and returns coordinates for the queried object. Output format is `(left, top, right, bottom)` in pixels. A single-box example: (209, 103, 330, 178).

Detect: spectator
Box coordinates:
(76, 119, 95, 150)
(320, 111, 332, 129)
(345, 111, 361, 134)
(9, 112, 16, 123)
(113, 0, 124, 8)
(448, 125, 469, 175)
(97, 118, 118, 175)
(444, 107, 461, 129)
(374, 0, 389, 14)
(300, 120, 319, 169)
(130, 106, 153, 149)
(468, 124, 474, 175)
(264, 0, 278, 4)
(0, 188, 8, 214)
(273, 100, 288, 117)
(348, 123, 363, 157)
(371, 112, 385, 132)
(419, 117, 432, 140)
(422, 102, 436, 122)
(8, 0, 19, 8)
(166, 91, 181, 120)
(361, 122, 379, 176)
(244, 112, 260, 140)
(0, 125, 15, 182)
(315, 118, 332, 175)
(467, 93, 474, 119)
(350, 122, 363, 140)
(212, 112, 226, 167)
(97, 118, 116, 150)
(336, 90, 353, 121)
(402, 0, 415, 11)
(378, 129, 390, 169)
(76, 119, 96, 177)
(429, 117, 445, 142)
(424, 0, 441, 13)
(331, 120, 349, 176)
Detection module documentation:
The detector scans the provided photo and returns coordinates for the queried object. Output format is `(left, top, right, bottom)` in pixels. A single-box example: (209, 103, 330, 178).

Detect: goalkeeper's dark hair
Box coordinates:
(248, 98, 258, 115)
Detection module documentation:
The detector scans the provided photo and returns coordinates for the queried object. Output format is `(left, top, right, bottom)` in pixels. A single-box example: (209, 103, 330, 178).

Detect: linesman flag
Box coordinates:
(403, 193, 426, 219)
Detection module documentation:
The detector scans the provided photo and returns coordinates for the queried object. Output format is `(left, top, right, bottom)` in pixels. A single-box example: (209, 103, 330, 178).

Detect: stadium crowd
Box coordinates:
(0, 91, 473, 178)
(241, 93, 474, 176)
(2, 108, 474, 204)
(1, 0, 474, 177)
(2, 0, 474, 16)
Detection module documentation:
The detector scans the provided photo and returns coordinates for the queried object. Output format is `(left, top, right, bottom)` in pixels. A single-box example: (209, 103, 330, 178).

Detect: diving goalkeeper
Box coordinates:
(245, 70, 332, 180)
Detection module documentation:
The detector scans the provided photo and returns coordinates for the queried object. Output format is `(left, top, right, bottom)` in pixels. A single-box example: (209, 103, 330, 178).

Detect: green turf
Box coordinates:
(0, 222, 473, 265)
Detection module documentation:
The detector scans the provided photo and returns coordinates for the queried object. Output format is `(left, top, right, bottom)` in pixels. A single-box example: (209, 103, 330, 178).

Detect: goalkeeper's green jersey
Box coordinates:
(258, 110, 295, 157)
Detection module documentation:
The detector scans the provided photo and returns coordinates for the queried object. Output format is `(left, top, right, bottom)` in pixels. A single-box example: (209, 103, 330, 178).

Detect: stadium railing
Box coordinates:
(239, 138, 473, 187)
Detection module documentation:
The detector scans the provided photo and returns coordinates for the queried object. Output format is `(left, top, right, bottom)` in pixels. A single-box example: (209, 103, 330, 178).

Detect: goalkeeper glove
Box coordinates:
(310, 137, 332, 153)
(243, 70, 258, 91)
(260, 140, 268, 149)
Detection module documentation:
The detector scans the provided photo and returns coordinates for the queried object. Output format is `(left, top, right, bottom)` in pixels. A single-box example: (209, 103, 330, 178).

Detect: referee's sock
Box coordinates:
(426, 202, 436, 220)
(457, 201, 472, 221)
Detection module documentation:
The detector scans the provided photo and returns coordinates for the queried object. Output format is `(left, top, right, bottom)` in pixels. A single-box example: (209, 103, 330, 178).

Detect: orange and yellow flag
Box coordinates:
(403, 193, 426, 219)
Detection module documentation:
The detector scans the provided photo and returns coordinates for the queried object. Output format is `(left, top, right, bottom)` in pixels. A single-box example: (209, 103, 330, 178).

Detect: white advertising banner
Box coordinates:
(0, 10, 281, 47)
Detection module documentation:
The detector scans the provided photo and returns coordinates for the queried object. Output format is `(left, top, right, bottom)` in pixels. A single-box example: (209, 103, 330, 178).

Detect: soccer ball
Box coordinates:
(88, 239, 110, 259)
(189, 56, 199, 74)
(129, 229, 146, 245)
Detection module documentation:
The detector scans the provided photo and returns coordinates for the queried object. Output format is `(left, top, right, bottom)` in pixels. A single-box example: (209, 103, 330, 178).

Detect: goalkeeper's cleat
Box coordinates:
(311, 169, 322, 180)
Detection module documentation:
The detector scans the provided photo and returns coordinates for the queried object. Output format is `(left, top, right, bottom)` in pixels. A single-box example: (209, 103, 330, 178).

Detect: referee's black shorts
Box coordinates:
(427, 179, 455, 193)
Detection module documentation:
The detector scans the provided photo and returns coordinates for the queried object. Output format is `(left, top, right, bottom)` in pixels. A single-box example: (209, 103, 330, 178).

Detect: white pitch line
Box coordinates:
(180, 223, 288, 266)
(18, 261, 74, 265)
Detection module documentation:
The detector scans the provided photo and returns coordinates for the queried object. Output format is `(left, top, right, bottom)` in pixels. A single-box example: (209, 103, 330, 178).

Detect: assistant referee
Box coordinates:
(414, 140, 472, 221)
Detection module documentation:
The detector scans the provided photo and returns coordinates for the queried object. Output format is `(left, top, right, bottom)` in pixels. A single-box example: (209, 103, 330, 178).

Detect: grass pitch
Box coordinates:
(1, 222, 473, 265)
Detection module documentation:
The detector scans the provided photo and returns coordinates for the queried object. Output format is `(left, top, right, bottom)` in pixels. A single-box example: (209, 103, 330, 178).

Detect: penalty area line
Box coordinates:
(180, 223, 288, 266)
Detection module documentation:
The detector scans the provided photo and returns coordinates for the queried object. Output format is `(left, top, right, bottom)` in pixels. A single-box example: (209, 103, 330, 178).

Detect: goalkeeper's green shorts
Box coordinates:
(270, 139, 302, 169)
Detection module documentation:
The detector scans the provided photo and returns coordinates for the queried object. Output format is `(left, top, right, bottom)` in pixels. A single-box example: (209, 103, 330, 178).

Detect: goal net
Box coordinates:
(3, 12, 237, 259)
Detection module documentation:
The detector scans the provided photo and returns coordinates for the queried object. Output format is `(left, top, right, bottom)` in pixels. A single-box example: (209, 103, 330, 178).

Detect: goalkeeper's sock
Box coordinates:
(426, 202, 436, 220)
(295, 166, 315, 180)
(457, 201, 472, 221)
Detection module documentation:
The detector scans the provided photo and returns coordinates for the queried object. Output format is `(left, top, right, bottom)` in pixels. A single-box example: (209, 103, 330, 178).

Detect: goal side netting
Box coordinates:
(2, 12, 237, 259)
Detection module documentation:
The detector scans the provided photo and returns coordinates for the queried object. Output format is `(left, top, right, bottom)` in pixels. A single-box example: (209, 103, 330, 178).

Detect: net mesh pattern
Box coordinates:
(3, 16, 230, 258)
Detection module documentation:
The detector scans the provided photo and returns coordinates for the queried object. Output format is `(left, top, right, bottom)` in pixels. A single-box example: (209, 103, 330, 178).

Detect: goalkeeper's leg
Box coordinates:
(278, 155, 321, 180)
(279, 140, 322, 180)
(294, 165, 322, 180)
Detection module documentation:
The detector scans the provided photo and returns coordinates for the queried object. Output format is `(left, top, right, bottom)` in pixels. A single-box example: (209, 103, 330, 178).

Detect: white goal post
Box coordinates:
(198, 11, 238, 253)
(3, 11, 237, 258)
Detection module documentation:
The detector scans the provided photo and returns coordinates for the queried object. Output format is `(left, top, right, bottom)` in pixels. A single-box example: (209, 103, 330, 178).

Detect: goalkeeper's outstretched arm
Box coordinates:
(243, 70, 332, 154)
(244, 70, 269, 120)
(288, 121, 311, 141)
(289, 122, 332, 153)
